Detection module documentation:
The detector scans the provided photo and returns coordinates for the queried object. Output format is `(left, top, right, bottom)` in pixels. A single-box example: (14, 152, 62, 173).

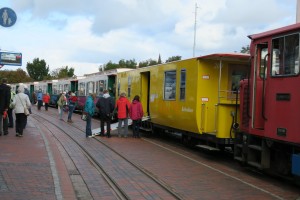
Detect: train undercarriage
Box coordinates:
(234, 131, 300, 182)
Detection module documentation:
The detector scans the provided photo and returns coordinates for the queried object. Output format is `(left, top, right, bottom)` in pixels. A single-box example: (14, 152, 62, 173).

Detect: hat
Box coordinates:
(120, 92, 126, 97)
(17, 85, 25, 93)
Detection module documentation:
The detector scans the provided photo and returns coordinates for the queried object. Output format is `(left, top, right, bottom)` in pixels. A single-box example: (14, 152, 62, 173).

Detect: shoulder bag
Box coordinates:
(18, 94, 30, 116)
(81, 111, 87, 121)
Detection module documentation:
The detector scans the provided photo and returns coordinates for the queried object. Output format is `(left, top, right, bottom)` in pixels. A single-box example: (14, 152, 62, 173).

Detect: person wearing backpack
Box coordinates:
(84, 93, 96, 138)
(96, 90, 115, 138)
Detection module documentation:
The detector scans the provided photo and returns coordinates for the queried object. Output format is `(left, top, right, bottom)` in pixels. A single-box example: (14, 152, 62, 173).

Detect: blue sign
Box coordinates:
(0, 7, 17, 27)
(0, 52, 22, 66)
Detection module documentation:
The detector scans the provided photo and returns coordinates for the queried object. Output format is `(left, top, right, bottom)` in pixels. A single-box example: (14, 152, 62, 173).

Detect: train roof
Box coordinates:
(84, 68, 133, 76)
(248, 23, 300, 40)
(197, 53, 250, 62)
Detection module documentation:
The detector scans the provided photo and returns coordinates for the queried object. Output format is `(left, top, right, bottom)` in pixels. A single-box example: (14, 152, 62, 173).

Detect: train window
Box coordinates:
(227, 64, 248, 100)
(180, 69, 186, 101)
(86, 81, 95, 95)
(79, 82, 85, 96)
(96, 80, 106, 96)
(258, 47, 268, 79)
(128, 76, 132, 98)
(53, 84, 58, 95)
(164, 71, 176, 100)
(58, 84, 63, 93)
(271, 33, 300, 76)
(63, 84, 69, 93)
(42, 85, 47, 93)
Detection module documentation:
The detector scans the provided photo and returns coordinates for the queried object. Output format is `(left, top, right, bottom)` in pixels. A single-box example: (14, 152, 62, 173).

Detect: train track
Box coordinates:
(31, 112, 183, 200)
(30, 107, 300, 200)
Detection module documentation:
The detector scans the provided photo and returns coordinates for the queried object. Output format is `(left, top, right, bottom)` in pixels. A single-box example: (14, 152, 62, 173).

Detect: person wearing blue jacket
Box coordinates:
(37, 89, 43, 110)
(84, 93, 96, 138)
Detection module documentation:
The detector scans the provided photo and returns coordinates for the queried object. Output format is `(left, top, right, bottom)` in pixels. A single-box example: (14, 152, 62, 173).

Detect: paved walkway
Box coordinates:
(0, 117, 76, 200)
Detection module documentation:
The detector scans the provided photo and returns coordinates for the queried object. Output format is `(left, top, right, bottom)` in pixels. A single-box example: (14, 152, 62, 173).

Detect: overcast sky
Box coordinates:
(0, 0, 297, 76)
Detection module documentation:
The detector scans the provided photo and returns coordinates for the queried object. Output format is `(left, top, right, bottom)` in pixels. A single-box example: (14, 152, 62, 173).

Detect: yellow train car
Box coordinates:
(117, 53, 249, 149)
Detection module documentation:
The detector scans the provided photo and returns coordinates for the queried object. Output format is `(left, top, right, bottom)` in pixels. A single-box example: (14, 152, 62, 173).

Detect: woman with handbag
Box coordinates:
(57, 92, 66, 120)
(11, 85, 31, 137)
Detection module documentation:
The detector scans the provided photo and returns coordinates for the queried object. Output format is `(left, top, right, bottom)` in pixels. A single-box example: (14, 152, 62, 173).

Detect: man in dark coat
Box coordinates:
(96, 90, 115, 138)
(0, 78, 11, 136)
(7, 85, 15, 128)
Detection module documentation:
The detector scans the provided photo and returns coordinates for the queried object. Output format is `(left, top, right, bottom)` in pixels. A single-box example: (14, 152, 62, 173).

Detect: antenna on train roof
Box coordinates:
(193, 3, 198, 58)
(297, 0, 300, 23)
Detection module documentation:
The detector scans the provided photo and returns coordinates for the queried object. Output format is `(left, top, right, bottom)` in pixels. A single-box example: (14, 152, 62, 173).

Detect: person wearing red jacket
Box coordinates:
(43, 93, 50, 111)
(115, 92, 131, 137)
(129, 95, 144, 138)
(67, 92, 78, 123)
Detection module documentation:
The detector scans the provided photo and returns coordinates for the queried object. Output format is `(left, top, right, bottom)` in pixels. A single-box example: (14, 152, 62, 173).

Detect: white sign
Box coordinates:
(202, 75, 210, 80)
(201, 97, 209, 102)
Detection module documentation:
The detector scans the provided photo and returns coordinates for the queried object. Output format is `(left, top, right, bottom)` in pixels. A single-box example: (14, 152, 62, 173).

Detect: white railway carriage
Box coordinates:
(76, 68, 133, 112)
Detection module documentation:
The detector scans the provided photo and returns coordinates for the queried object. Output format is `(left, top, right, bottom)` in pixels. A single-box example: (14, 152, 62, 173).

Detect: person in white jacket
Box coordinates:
(11, 85, 31, 137)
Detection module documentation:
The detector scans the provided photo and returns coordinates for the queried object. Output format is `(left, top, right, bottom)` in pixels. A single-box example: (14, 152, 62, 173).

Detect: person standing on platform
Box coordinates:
(115, 92, 131, 138)
(129, 95, 144, 138)
(67, 92, 77, 123)
(57, 92, 66, 120)
(84, 93, 96, 138)
(23, 85, 32, 129)
(37, 89, 43, 110)
(8, 85, 15, 128)
(96, 90, 115, 138)
(11, 85, 31, 137)
(66, 91, 71, 101)
(32, 92, 37, 105)
(0, 78, 11, 136)
(24, 86, 31, 112)
(43, 92, 50, 111)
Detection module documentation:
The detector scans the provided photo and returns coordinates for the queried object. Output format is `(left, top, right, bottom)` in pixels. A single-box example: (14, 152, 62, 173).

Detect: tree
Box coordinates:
(101, 59, 137, 71)
(26, 58, 50, 81)
(138, 59, 158, 68)
(158, 54, 162, 64)
(118, 59, 137, 68)
(102, 61, 119, 70)
(240, 45, 250, 54)
(166, 56, 181, 63)
(51, 66, 75, 79)
(0, 68, 32, 83)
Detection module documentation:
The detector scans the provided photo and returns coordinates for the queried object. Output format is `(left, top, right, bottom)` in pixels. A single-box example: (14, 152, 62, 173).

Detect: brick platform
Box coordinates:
(0, 118, 76, 200)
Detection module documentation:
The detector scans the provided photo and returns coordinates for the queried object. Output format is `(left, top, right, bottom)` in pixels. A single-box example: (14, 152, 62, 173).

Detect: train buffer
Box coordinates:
(92, 116, 150, 135)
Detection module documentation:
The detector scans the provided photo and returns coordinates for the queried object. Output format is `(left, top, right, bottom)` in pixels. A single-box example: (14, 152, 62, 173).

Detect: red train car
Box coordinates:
(235, 23, 300, 179)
